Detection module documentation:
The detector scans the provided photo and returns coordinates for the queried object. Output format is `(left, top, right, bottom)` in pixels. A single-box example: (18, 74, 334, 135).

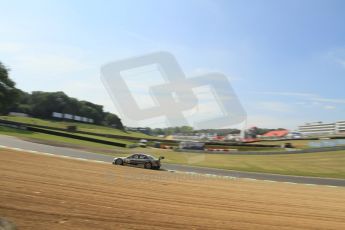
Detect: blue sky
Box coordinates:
(0, 0, 345, 129)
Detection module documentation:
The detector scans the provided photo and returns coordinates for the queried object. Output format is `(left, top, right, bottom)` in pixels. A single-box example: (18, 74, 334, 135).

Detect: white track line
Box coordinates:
(0, 145, 108, 164)
(263, 180, 276, 183)
(284, 182, 297, 185)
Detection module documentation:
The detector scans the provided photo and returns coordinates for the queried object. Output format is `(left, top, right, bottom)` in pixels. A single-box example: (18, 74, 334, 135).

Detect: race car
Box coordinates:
(112, 153, 164, 170)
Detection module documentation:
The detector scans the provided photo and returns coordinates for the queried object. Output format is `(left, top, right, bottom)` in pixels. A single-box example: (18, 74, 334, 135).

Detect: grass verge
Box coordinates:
(0, 115, 154, 139)
(0, 126, 126, 151)
(123, 148, 345, 179)
(1, 126, 345, 179)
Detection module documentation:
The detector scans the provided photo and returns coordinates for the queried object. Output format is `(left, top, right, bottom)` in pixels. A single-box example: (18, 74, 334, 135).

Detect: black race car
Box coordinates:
(112, 153, 164, 170)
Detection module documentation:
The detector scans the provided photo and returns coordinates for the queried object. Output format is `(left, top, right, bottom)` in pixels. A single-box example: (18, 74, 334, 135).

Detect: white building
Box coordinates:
(336, 120, 345, 133)
(298, 121, 345, 135)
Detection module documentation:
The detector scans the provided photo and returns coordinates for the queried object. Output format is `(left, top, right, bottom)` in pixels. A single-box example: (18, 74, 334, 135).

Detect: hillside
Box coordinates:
(0, 116, 154, 139)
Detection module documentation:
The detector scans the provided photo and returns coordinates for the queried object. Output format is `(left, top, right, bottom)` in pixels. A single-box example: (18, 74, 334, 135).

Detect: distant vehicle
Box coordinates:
(112, 153, 164, 169)
(287, 132, 302, 139)
(179, 141, 205, 150)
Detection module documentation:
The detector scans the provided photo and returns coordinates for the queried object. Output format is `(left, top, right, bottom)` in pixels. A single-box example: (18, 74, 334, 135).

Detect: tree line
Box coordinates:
(139, 126, 286, 137)
(0, 62, 124, 129)
(139, 127, 241, 136)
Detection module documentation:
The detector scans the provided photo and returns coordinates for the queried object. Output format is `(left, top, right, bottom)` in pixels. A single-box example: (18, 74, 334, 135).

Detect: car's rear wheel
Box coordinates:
(115, 159, 123, 165)
(144, 162, 152, 169)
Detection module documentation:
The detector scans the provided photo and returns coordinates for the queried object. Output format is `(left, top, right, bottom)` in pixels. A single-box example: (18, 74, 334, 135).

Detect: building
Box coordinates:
(179, 141, 205, 150)
(298, 121, 345, 135)
(262, 129, 289, 138)
(286, 132, 302, 139)
(336, 120, 345, 133)
(298, 122, 335, 135)
(225, 134, 242, 141)
(126, 127, 151, 135)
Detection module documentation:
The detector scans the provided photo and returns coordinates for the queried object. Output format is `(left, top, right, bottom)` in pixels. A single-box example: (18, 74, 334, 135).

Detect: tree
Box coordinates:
(104, 112, 124, 130)
(77, 101, 104, 124)
(0, 62, 19, 114)
(179, 126, 194, 134)
(0, 61, 125, 130)
(30, 91, 70, 118)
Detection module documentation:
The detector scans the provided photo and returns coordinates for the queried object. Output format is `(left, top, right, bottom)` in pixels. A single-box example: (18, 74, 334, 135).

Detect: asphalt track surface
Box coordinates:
(1, 135, 345, 187)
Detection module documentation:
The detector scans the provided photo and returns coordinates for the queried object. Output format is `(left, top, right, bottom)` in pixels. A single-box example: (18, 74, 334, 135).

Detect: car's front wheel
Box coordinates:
(114, 159, 123, 165)
(144, 162, 152, 169)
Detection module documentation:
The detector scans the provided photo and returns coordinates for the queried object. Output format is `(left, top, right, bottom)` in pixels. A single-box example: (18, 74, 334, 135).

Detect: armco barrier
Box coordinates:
(0, 118, 161, 142)
(205, 142, 279, 147)
(26, 127, 127, 147)
(176, 145, 345, 155)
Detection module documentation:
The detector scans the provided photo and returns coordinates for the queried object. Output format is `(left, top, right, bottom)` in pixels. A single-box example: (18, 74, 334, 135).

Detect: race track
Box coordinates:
(1, 135, 345, 187)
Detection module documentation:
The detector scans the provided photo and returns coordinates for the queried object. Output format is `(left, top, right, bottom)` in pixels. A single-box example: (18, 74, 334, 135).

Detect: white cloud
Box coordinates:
(0, 41, 95, 96)
(0, 41, 90, 75)
(0, 42, 24, 53)
(188, 68, 242, 81)
(338, 59, 345, 68)
(312, 97, 345, 104)
(256, 101, 293, 113)
(251, 91, 315, 98)
(252, 91, 345, 104)
(15, 55, 90, 75)
(327, 47, 345, 69)
(295, 101, 307, 105)
(323, 105, 336, 110)
(247, 114, 300, 130)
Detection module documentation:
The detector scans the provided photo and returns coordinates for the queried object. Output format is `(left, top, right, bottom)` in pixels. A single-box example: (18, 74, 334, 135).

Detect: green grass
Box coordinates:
(0, 116, 155, 139)
(255, 139, 345, 149)
(2, 125, 345, 179)
(122, 148, 345, 179)
(0, 126, 127, 150)
(33, 127, 133, 145)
